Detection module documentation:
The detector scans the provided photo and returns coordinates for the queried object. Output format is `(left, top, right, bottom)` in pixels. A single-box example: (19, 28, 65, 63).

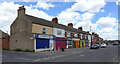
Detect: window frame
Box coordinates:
(42, 28, 46, 34)
(57, 30, 62, 35)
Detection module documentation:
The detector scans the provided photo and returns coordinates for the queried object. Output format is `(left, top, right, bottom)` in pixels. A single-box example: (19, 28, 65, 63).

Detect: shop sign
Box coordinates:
(34, 34, 56, 39)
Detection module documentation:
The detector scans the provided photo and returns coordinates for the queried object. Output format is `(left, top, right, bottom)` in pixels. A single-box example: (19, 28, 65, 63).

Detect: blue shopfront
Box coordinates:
(34, 34, 56, 52)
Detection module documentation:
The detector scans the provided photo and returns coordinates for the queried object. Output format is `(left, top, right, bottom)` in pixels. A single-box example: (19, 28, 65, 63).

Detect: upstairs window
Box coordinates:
(74, 34, 78, 37)
(85, 35, 86, 39)
(92, 35, 94, 39)
(67, 32, 71, 37)
(42, 28, 46, 34)
(81, 34, 83, 39)
(57, 30, 61, 35)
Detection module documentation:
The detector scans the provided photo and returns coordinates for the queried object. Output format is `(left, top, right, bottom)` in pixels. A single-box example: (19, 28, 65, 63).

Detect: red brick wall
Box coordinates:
(71, 33, 74, 38)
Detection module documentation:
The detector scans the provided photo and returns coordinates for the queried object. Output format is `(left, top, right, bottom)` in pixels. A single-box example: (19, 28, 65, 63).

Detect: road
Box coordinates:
(1, 45, 119, 62)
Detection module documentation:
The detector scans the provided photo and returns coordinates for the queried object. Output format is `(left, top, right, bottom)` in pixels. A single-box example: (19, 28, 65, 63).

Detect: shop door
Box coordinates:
(36, 38, 49, 49)
(56, 40, 67, 50)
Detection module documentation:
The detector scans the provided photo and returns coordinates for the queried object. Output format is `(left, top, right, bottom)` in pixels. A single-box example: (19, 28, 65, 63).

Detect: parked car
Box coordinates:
(101, 43, 107, 48)
(113, 43, 118, 45)
(90, 44, 99, 49)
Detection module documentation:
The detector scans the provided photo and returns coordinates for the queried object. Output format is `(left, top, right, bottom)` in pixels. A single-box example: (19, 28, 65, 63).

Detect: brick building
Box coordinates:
(10, 6, 91, 52)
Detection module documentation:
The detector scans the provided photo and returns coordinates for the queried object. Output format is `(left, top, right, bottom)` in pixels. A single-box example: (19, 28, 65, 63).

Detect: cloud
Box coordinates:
(33, 1, 54, 10)
(74, 12, 96, 31)
(97, 27, 118, 40)
(116, 0, 120, 5)
(96, 17, 117, 28)
(67, 0, 106, 13)
(81, 12, 95, 21)
(58, 10, 81, 25)
(96, 16, 118, 40)
(100, 9, 105, 12)
(0, 2, 20, 33)
(0, 2, 53, 34)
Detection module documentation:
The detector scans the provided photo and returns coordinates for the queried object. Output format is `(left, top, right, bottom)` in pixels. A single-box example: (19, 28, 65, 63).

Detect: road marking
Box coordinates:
(89, 50, 95, 51)
(33, 55, 64, 62)
(43, 57, 50, 60)
(33, 59, 41, 62)
(80, 55, 84, 57)
(50, 57, 55, 59)
(14, 57, 31, 61)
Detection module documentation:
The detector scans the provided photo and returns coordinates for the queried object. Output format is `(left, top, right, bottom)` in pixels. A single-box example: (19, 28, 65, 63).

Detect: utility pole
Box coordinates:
(90, 26, 92, 46)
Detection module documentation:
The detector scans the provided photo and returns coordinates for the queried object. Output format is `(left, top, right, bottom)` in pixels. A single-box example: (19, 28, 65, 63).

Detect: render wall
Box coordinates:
(53, 28, 65, 37)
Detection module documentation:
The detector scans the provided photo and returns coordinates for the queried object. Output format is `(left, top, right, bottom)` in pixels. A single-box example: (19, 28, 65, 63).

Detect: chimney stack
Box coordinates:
(17, 5, 26, 16)
(52, 17, 58, 23)
(92, 32, 95, 35)
(68, 23, 73, 28)
(78, 27, 82, 31)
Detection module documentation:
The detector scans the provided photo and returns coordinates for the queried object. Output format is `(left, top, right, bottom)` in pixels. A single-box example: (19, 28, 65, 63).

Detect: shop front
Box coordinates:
(66, 38, 73, 49)
(34, 34, 56, 52)
(80, 40, 85, 47)
(73, 38, 80, 48)
(55, 38, 67, 50)
(85, 40, 89, 47)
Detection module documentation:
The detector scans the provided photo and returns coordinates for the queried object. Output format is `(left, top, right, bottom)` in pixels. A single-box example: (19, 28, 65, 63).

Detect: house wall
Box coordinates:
(10, 15, 34, 50)
(32, 23, 53, 35)
(53, 28, 65, 37)
(88, 35, 91, 46)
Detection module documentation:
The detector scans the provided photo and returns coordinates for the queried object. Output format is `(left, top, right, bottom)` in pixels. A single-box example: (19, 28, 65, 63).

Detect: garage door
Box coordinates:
(36, 38, 49, 49)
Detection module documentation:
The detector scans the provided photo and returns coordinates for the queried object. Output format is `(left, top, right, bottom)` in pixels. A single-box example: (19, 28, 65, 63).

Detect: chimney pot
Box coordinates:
(78, 27, 82, 31)
(52, 17, 58, 23)
(68, 23, 73, 28)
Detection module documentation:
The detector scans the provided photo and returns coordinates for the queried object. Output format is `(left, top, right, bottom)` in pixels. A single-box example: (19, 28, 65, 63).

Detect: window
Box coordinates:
(74, 34, 77, 37)
(81, 34, 83, 39)
(68, 41, 73, 45)
(67, 32, 71, 37)
(42, 28, 46, 34)
(92, 35, 94, 39)
(85, 35, 86, 39)
(57, 30, 61, 35)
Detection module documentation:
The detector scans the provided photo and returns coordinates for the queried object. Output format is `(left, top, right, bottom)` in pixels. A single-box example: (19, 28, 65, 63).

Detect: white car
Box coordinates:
(101, 43, 107, 48)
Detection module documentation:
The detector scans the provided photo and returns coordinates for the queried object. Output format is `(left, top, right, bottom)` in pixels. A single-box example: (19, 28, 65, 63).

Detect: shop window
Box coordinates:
(42, 28, 46, 34)
(57, 30, 61, 35)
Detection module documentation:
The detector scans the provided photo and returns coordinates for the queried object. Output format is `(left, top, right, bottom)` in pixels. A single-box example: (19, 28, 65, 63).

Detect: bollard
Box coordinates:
(61, 48, 64, 51)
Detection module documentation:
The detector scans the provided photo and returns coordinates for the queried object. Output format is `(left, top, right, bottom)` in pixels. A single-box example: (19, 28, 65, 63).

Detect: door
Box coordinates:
(36, 38, 49, 49)
(55, 38, 67, 50)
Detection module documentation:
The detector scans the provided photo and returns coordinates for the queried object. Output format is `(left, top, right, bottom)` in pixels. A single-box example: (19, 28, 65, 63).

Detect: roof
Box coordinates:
(25, 14, 90, 34)
(0, 30, 9, 38)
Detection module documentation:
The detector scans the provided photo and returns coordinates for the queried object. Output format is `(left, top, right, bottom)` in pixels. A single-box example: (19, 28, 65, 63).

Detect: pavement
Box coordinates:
(1, 45, 119, 62)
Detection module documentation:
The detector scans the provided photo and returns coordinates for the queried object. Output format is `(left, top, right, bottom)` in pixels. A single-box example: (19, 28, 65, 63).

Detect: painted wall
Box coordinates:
(53, 28, 65, 37)
(32, 23, 53, 35)
(88, 35, 91, 46)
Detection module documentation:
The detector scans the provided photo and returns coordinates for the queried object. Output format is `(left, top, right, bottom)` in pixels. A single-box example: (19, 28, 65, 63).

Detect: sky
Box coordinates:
(0, 0, 119, 40)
